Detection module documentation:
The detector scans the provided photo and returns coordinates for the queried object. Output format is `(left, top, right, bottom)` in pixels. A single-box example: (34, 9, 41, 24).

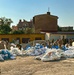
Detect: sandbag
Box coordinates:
(63, 49, 74, 58)
(10, 48, 23, 56)
(0, 49, 16, 61)
(0, 54, 4, 61)
(41, 51, 61, 62)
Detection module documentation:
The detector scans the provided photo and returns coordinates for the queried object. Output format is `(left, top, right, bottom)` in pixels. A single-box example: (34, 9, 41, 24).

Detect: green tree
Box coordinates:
(26, 28, 35, 34)
(0, 17, 12, 34)
(58, 25, 62, 31)
(0, 25, 12, 34)
(12, 30, 24, 34)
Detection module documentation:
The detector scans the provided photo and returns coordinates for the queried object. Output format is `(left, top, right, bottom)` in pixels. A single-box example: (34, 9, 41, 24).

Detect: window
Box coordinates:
(16, 38, 20, 44)
(22, 38, 30, 43)
(1, 38, 9, 42)
(35, 37, 42, 40)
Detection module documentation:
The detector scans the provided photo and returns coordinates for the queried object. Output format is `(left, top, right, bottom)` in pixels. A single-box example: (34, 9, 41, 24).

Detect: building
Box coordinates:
(33, 12, 58, 33)
(60, 26, 73, 31)
(45, 32, 74, 41)
(17, 19, 33, 31)
(0, 33, 45, 44)
(12, 26, 18, 31)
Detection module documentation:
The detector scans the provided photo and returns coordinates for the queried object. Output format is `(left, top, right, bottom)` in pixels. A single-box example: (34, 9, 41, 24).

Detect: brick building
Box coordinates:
(60, 26, 73, 31)
(33, 12, 58, 33)
(17, 19, 33, 30)
(12, 26, 18, 31)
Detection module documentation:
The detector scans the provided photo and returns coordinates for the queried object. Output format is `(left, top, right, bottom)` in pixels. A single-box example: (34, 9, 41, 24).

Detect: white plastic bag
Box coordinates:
(41, 49, 61, 62)
(0, 54, 4, 61)
(10, 48, 22, 56)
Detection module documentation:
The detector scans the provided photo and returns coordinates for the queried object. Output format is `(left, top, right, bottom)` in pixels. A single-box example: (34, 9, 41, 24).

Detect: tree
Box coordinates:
(12, 30, 25, 34)
(58, 25, 62, 31)
(26, 28, 35, 34)
(0, 25, 12, 34)
(0, 17, 12, 34)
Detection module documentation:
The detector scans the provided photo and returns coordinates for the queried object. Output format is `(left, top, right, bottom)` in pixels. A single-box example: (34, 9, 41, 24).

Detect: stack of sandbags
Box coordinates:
(0, 54, 4, 61)
(35, 49, 63, 62)
(10, 48, 23, 56)
(0, 49, 16, 61)
(63, 48, 74, 58)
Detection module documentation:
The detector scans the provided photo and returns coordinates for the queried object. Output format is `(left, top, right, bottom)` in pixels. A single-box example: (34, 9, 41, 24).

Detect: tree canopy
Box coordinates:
(0, 17, 12, 34)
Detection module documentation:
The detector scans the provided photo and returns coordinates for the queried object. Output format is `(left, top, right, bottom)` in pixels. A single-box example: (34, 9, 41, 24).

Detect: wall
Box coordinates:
(66, 35, 74, 39)
(49, 34, 60, 41)
(45, 32, 74, 41)
(0, 34, 45, 44)
(33, 12, 58, 33)
(45, 33, 51, 40)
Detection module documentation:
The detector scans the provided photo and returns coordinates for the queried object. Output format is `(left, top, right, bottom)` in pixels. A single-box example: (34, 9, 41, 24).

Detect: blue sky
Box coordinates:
(0, 0, 74, 29)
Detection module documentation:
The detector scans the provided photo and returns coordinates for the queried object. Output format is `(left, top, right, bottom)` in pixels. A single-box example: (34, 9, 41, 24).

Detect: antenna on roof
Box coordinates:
(48, 7, 50, 12)
(47, 7, 50, 15)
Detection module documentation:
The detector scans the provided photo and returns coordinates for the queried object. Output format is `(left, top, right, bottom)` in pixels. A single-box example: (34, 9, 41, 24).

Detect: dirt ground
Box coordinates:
(0, 56, 74, 75)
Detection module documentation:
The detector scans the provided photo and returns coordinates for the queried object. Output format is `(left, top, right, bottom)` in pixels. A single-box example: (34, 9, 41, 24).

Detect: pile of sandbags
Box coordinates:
(0, 54, 4, 61)
(35, 49, 64, 62)
(10, 48, 23, 56)
(63, 47, 74, 58)
(24, 43, 47, 56)
(24, 47, 46, 56)
(0, 49, 16, 61)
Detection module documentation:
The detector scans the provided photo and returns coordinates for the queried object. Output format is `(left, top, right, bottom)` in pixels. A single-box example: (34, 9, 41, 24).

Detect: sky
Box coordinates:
(0, 0, 74, 29)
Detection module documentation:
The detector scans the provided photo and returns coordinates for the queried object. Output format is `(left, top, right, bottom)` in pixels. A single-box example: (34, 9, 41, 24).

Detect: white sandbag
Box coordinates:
(24, 48, 35, 56)
(41, 49, 61, 62)
(72, 42, 74, 46)
(10, 56, 16, 60)
(24, 46, 46, 56)
(69, 46, 74, 50)
(34, 49, 41, 56)
(0, 54, 4, 61)
(10, 48, 22, 56)
(35, 56, 41, 60)
(35, 54, 44, 60)
(56, 49, 65, 58)
(64, 49, 74, 58)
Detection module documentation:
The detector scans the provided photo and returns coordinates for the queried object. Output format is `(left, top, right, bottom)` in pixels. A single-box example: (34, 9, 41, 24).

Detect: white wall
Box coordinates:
(45, 33, 51, 40)
(66, 35, 74, 39)
(45, 33, 74, 41)
(49, 34, 60, 41)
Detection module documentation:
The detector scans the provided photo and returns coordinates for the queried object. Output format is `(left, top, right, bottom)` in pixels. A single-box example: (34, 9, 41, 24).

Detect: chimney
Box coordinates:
(19, 19, 22, 23)
(23, 19, 25, 22)
(47, 12, 50, 15)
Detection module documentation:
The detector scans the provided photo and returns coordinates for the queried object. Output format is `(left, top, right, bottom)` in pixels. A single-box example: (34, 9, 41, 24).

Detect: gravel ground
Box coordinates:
(0, 56, 74, 75)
